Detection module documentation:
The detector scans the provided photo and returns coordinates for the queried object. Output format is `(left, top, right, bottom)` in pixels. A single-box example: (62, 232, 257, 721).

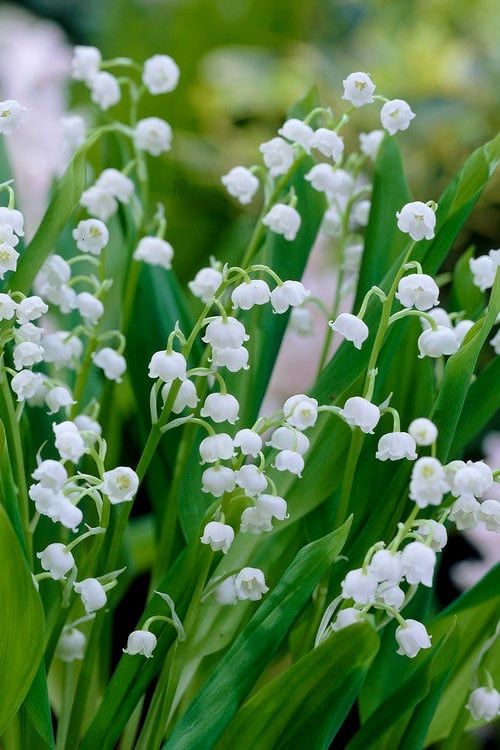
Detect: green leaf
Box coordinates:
(0, 419, 25, 553)
(19, 664, 55, 749)
(0, 504, 45, 735)
(450, 356, 500, 454)
(163, 518, 352, 750)
(215, 623, 379, 750)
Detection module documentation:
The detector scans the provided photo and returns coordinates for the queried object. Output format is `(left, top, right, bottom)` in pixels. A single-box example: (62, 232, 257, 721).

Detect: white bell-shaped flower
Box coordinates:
(142, 54, 179, 94)
(80, 186, 118, 221)
(200, 521, 234, 553)
(102, 467, 139, 505)
(396, 273, 439, 310)
(96, 168, 134, 203)
(454, 319, 474, 345)
(259, 137, 295, 177)
(408, 417, 438, 446)
(13, 341, 44, 370)
(396, 203, 435, 243)
(351, 200, 371, 227)
(32, 459, 68, 491)
(418, 326, 459, 358)
(214, 575, 238, 605)
(0, 207, 24, 236)
(420, 307, 452, 330)
(449, 495, 480, 530)
(37, 542, 75, 580)
(123, 630, 157, 658)
(256, 494, 288, 521)
(161, 379, 199, 413)
(377, 583, 405, 610)
(380, 99, 415, 135)
(0, 292, 17, 320)
(395, 619, 431, 658)
(332, 607, 364, 631)
(278, 118, 314, 152)
(452, 461, 493, 498)
(75, 292, 104, 325)
(341, 568, 378, 604)
(283, 394, 318, 430)
(270, 280, 310, 314)
(401, 541, 436, 586)
(71, 45, 101, 82)
(45, 386, 75, 415)
(0, 99, 26, 134)
(188, 267, 223, 302)
(92, 348, 127, 382)
(466, 687, 500, 722)
(11, 370, 44, 402)
(305, 163, 339, 194)
(134, 117, 172, 156)
(262, 204, 301, 241)
(148, 350, 187, 382)
(201, 393, 239, 424)
(29, 484, 64, 518)
(74, 578, 107, 613)
(199, 433, 234, 463)
(231, 279, 270, 310)
(55, 499, 83, 532)
(368, 550, 403, 585)
(341, 396, 380, 434)
(409, 457, 448, 508)
(234, 567, 269, 601)
(211, 346, 249, 372)
(56, 628, 86, 662)
(342, 72, 375, 107)
(221, 167, 259, 205)
(89, 72, 121, 110)
(267, 425, 309, 455)
(42, 332, 82, 369)
(240, 507, 273, 535)
(273, 449, 304, 476)
(201, 465, 236, 497)
(53, 422, 86, 463)
(203, 316, 249, 349)
(376, 432, 417, 461)
(0, 242, 19, 278)
(236, 464, 267, 497)
(16, 295, 48, 324)
(330, 313, 369, 350)
(289, 306, 314, 336)
(477, 499, 500, 532)
(72, 219, 109, 255)
(233, 429, 262, 457)
(17, 323, 43, 344)
(133, 237, 174, 270)
(359, 130, 384, 160)
(469, 255, 496, 291)
(310, 128, 344, 161)
(415, 520, 448, 551)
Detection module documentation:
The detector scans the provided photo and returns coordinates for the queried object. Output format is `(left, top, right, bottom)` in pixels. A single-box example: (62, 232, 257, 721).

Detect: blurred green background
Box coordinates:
(6, 0, 500, 282)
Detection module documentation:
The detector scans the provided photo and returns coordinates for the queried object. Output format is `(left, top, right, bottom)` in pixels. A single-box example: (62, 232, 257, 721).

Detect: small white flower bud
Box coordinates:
(368, 550, 403, 585)
(0, 99, 26, 135)
(341, 396, 380, 434)
(142, 54, 180, 94)
(74, 578, 107, 613)
(418, 326, 459, 358)
(200, 521, 234, 553)
(278, 118, 314, 152)
(201, 465, 236, 497)
(408, 418, 438, 446)
(396, 273, 439, 310)
(283, 394, 318, 430)
(221, 167, 259, 205)
(395, 619, 431, 658)
(37, 542, 74, 580)
(236, 464, 267, 497)
(332, 607, 364, 631)
(310, 128, 344, 161)
(233, 429, 262, 457)
(201, 393, 239, 424)
(73, 219, 109, 255)
(80, 185, 118, 221)
(161, 379, 199, 413)
(401, 541, 436, 587)
(273, 449, 304, 476)
(92, 348, 126, 382)
(263, 204, 301, 241)
(53, 422, 86, 463)
(148, 350, 187, 382)
(89, 72, 121, 110)
(123, 630, 157, 658)
(214, 575, 238, 605)
(351, 199, 371, 227)
(380, 99, 415, 135)
(56, 628, 86, 662)
(330, 312, 369, 350)
(477, 499, 500, 532)
(267, 425, 309, 455)
(231, 279, 270, 310)
(376, 432, 417, 461)
(71, 45, 101, 82)
(342, 72, 375, 107)
(203, 316, 249, 349)
(45, 386, 75, 415)
(449, 495, 480, 530)
(199, 433, 234, 463)
(133, 236, 174, 270)
(359, 130, 384, 160)
(188, 267, 223, 302)
(270, 280, 310, 314)
(75, 292, 104, 325)
(11, 370, 44, 401)
(102, 467, 139, 505)
(259, 137, 294, 177)
(466, 687, 500, 722)
(134, 117, 172, 156)
(234, 567, 268, 601)
(289, 306, 314, 336)
(415, 520, 448, 551)
(341, 568, 378, 604)
(377, 583, 405, 610)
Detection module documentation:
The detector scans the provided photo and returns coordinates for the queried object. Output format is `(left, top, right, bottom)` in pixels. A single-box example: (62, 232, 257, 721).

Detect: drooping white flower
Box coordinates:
(341, 396, 381, 434)
(259, 137, 295, 177)
(401, 541, 436, 586)
(201, 465, 236, 497)
(310, 128, 344, 161)
(123, 630, 157, 658)
(37, 543, 75, 580)
(342, 72, 376, 107)
(408, 417, 438, 447)
(92, 348, 126, 382)
(74, 578, 107, 613)
(256, 493, 288, 521)
(161, 379, 199, 414)
(0, 99, 27, 135)
(214, 575, 238, 605)
(75, 292, 104, 325)
(71, 45, 101, 82)
(305, 163, 339, 195)
(45, 386, 75, 415)
(236, 464, 267, 497)
(96, 168, 135, 203)
(289, 306, 314, 336)
(0, 243, 19, 277)
(73, 415, 102, 442)
(233, 429, 262, 457)
(200, 521, 234, 553)
(283, 394, 318, 430)
(17, 323, 44, 344)
(29, 484, 64, 518)
(89, 72, 121, 110)
(53, 422, 86, 463)
(203, 316, 248, 349)
(102, 467, 139, 505)
(148, 350, 187, 382)
(420, 307, 453, 330)
(32, 459, 68, 491)
(270, 280, 310, 314)
(73, 219, 109, 255)
(16, 296, 48, 325)
(376, 432, 417, 461)
(211, 346, 249, 372)
(477, 499, 500, 532)
(396, 272, 439, 309)
(134, 117, 172, 156)
(409, 457, 448, 508)
(0, 293, 17, 320)
(56, 499, 84, 533)
(80, 185, 118, 221)
(188, 267, 223, 302)
(200, 393, 239, 424)
(278, 118, 314, 152)
(449, 495, 480, 530)
(267, 425, 309, 455)
(415, 520, 448, 551)
(221, 167, 259, 205)
(142, 54, 180, 94)
(199, 433, 234, 463)
(62, 115, 86, 157)
(341, 568, 378, 604)
(0, 207, 24, 236)
(380, 99, 415, 135)
(262, 204, 301, 241)
(234, 567, 268, 601)
(359, 130, 384, 160)
(330, 313, 369, 350)
(240, 506, 274, 534)
(133, 236, 174, 270)
(417, 326, 459, 358)
(377, 583, 405, 610)
(56, 628, 86, 662)
(11, 370, 44, 402)
(273, 449, 304, 476)
(395, 619, 431, 658)
(368, 550, 403, 585)
(231, 279, 270, 310)
(351, 200, 371, 227)
(13, 341, 44, 370)
(466, 687, 500, 722)
(451, 460, 493, 498)
(332, 607, 365, 631)
(42, 332, 83, 370)
(469, 255, 496, 291)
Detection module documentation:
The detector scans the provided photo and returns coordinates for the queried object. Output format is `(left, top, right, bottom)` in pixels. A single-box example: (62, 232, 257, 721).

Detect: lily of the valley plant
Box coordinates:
(0, 53, 499, 750)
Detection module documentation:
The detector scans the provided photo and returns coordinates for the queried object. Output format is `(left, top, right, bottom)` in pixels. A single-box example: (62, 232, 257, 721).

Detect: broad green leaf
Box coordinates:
(450, 356, 500, 454)
(215, 623, 379, 750)
(0, 420, 25, 553)
(19, 664, 55, 750)
(163, 519, 352, 749)
(0, 504, 45, 735)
